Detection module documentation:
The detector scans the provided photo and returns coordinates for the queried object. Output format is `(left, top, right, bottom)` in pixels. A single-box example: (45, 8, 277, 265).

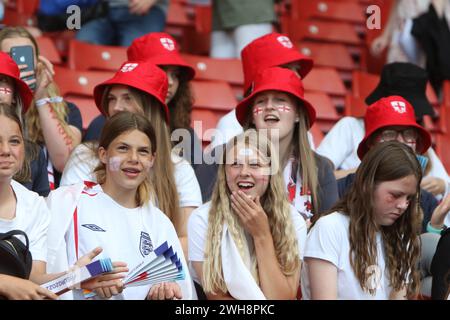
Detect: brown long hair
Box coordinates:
(242, 94, 319, 214)
(168, 75, 193, 131)
(100, 86, 181, 226)
(94, 112, 156, 207)
(0, 27, 74, 146)
(312, 141, 422, 297)
(0, 103, 33, 182)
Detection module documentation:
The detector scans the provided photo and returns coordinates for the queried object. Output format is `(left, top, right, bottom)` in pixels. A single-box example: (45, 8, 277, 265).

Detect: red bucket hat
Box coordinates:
(93, 61, 170, 123)
(0, 51, 33, 112)
(357, 95, 431, 159)
(235, 67, 316, 128)
(241, 33, 313, 94)
(127, 32, 195, 81)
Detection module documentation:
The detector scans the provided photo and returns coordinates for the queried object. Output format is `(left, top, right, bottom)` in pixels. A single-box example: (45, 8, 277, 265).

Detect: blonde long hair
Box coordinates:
(0, 27, 74, 146)
(100, 86, 181, 227)
(242, 95, 319, 214)
(202, 129, 300, 294)
(311, 141, 422, 297)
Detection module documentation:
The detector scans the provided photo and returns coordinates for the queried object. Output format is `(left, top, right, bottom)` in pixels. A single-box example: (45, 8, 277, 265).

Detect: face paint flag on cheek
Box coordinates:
(108, 156, 122, 172)
(0, 87, 12, 95)
(253, 107, 264, 116)
(277, 105, 291, 113)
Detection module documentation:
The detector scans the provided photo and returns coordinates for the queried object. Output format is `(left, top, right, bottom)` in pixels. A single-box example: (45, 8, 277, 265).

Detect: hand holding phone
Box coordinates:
(10, 45, 36, 91)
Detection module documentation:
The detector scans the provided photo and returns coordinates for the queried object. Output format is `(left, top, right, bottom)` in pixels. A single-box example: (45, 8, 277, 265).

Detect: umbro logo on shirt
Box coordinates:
(82, 224, 106, 232)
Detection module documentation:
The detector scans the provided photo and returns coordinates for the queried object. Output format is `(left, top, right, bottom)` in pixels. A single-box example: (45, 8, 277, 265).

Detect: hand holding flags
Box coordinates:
(123, 241, 185, 287)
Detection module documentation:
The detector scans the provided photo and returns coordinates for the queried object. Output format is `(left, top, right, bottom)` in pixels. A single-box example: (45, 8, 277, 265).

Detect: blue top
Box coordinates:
(39, 0, 98, 15)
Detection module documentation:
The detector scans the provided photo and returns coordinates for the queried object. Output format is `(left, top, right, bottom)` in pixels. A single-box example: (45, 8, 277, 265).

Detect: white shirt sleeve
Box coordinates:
(60, 144, 98, 186)
(28, 197, 51, 262)
(210, 110, 243, 149)
(290, 206, 307, 260)
(187, 204, 209, 262)
(173, 155, 203, 208)
(316, 117, 363, 169)
(303, 213, 345, 268)
(426, 147, 450, 199)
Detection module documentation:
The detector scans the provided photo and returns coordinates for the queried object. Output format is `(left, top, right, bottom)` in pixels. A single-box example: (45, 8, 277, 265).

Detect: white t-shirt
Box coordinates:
(0, 180, 50, 262)
(301, 212, 392, 300)
(60, 143, 203, 208)
(64, 184, 192, 300)
(316, 117, 364, 170)
(188, 201, 307, 284)
(210, 110, 316, 150)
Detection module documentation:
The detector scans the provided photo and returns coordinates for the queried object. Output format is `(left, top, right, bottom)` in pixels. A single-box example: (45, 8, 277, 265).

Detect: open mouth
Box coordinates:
(122, 167, 141, 177)
(264, 114, 280, 124)
(237, 181, 255, 190)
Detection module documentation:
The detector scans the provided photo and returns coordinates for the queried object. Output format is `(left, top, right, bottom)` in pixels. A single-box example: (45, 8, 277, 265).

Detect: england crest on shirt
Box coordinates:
(139, 231, 153, 257)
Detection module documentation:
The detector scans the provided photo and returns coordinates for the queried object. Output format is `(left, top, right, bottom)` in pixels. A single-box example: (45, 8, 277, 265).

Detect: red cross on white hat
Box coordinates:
(121, 63, 139, 72)
(277, 36, 293, 49)
(390, 101, 407, 113)
(160, 37, 175, 51)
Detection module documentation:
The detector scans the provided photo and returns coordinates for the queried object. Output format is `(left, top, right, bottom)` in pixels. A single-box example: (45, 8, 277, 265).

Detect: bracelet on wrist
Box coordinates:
(426, 222, 444, 235)
(35, 96, 64, 107)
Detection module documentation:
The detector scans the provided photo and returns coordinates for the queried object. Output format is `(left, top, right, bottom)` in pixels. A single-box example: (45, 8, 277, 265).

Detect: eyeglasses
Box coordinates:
(379, 128, 418, 143)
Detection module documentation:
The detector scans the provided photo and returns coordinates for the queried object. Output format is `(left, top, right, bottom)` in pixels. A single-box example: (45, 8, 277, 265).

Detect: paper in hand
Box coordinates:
(42, 259, 114, 296)
(123, 241, 185, 288)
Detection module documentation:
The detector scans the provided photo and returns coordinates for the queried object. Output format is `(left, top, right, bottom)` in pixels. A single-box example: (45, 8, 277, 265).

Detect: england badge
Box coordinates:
(139, 231, 153, 257)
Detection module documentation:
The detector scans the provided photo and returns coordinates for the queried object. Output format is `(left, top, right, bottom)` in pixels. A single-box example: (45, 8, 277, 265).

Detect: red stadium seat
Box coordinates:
(304, 91, 340, 132)
(6, 0, 39, 16)
(182, 54, 243, 97)
(344, 70, 379, 117)
(285, 19, 361, 46)
(3, 9, 37, 27)
(165, 1, 195, 39)
(434, 109, 450, 171)
(303, 67, 347, 111)
(194, 4, 212, 34)
(36, 37, 62, 65)
(297, 41, 355, 72)
(190, 80, 238, 112)
(344, 94, 367, 118)
(182, 54, 243, 86)
(54, 66, 114, 128)
(291, 0, 366, 24)
(68, 40, 127, 72)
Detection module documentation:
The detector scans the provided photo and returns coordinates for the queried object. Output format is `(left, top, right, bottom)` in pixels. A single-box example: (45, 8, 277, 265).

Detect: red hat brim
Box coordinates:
(94, 77, 169, 124)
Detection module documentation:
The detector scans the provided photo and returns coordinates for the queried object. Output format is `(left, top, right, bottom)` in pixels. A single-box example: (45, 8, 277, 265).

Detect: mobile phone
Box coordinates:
(10, 45, 36, 91)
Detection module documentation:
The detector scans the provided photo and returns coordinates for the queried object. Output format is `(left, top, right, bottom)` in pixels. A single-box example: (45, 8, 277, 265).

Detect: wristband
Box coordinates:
(426, 222, 444, 235)
(35, 96, 64, 107)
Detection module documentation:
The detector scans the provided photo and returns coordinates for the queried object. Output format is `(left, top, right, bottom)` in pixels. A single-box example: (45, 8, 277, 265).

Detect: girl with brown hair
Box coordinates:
(47, 112, 196, 300)
(61, 61, 202, 256)
(302, 141, 422, 299)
